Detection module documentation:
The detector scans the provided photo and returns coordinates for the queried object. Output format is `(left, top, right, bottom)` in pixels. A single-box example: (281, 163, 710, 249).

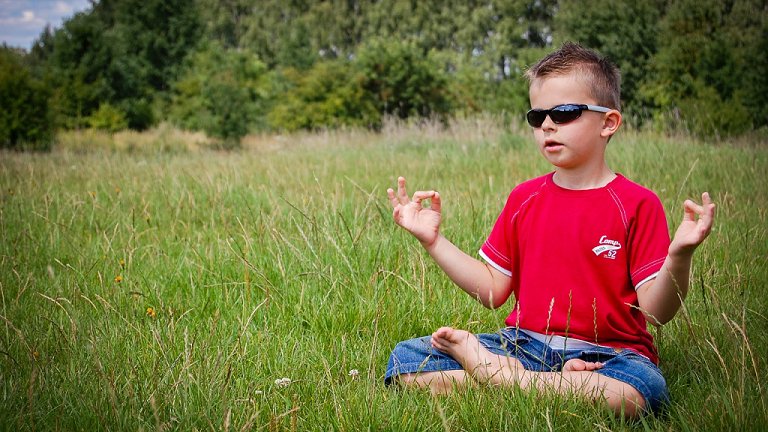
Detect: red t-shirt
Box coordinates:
(479, 173, 670, 363)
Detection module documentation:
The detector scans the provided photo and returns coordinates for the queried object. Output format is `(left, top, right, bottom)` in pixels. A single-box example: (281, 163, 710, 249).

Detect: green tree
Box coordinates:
(0, 47, 53, 150)
(31, 0, 201, 130)
(354, 39, 452, 123)
(35, 9, 108, 129)
(639, 0, 765, 135)
(361, 0, 556, 79)
(88, 102, 129, 132)
(268, 61, 376, 131)
(233, 1, 320, 69)
(554, 0, 665, 121)
(169, 42, 269, 143)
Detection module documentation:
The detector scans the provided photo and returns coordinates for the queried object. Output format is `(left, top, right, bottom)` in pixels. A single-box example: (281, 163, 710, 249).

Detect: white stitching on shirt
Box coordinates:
(607, 187, 629, 231)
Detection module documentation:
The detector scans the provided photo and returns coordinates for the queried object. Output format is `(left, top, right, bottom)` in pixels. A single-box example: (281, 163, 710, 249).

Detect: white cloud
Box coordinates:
(1, 0, 91, 49)
(54, 1, 74, 15)
(0, 10, 44, 27)
(20, 10, 41, 24)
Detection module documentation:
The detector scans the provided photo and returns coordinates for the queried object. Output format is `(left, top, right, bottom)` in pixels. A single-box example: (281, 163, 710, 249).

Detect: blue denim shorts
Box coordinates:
(384, 328, 669, 414)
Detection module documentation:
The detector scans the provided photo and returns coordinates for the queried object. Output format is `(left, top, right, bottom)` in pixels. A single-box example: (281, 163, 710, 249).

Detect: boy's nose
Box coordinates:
(540, 114, 557, 131)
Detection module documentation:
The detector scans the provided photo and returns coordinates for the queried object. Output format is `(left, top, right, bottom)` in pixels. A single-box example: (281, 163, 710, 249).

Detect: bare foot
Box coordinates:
(430, 327, 522, 385)
(563, 358, 604, 372)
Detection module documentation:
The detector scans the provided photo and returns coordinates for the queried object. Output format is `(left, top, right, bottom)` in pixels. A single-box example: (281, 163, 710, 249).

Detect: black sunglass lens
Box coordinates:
(549, 105, 583, 124)
(527, 110, 547, 127)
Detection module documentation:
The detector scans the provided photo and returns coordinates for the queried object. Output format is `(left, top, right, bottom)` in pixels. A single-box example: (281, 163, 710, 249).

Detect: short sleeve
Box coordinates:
(479, 193, 516, 277)
(628, 194, 670, 288)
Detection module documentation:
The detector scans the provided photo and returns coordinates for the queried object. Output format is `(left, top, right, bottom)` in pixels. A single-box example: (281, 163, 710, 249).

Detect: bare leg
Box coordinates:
(396, 370, 469, 395)
(430, 327, 646, 417)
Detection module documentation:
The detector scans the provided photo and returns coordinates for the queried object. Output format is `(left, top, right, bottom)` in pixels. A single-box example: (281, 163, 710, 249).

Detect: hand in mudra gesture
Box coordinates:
(670, 192, 716, 256)
(387, 177, 442, 248)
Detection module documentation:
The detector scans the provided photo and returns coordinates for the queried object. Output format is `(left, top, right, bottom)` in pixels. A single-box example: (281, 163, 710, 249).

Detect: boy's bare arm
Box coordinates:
(387, 177, 513, 309)
(423, 234, 513, 308)
(637, 193, 716, 325)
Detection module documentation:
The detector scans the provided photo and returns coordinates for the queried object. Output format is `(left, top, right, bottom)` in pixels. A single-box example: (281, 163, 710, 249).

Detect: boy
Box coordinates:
(384, 42, 716, 417)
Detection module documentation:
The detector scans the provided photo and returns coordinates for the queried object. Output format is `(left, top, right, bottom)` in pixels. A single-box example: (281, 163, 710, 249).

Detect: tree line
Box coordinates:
(1, 0, 766, 149)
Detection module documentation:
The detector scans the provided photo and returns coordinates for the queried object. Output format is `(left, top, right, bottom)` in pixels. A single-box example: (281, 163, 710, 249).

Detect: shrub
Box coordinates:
(354, 39, 452, 125)
(88, 102, 128, 132)
(267, 62, 377, 131)
(0, 47, 54, 150)
(169, 42, 268, 145)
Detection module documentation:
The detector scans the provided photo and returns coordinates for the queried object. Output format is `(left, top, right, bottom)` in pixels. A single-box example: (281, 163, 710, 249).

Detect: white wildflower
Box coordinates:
(274, 377, 292, 388)
(348, 369, 360, 378)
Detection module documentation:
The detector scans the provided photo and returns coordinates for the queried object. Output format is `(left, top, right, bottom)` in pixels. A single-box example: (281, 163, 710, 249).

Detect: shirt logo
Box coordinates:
(592, 235, 621, 259)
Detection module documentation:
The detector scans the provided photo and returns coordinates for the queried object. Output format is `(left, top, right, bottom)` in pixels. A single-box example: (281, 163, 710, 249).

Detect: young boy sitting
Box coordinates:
(384, 42, 716, 417)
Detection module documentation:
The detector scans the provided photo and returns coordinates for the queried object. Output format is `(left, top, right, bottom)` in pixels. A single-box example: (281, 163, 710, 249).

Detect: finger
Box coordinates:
(396, 176, 409, 204)
(698, 192, 716, 233)
(412, 190, 436, 206)
(387, 188, 398, 209)
(702, 192, 716, 219)
(431, 192, 441, 213)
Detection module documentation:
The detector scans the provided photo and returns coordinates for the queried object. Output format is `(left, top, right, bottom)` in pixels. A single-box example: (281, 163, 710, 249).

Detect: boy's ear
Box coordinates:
(600, 110, 622, 138)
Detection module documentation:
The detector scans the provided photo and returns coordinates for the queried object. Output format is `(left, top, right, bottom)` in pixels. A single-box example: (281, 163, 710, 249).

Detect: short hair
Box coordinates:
(525, 42, 621, 111)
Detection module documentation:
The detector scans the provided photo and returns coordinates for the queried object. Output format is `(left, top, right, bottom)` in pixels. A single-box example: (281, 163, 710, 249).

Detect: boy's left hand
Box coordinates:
(670, 192, 716, 256)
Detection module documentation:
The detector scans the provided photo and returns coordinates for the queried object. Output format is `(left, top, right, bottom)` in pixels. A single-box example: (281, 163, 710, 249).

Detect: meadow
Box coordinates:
(1, 120, 766, 431)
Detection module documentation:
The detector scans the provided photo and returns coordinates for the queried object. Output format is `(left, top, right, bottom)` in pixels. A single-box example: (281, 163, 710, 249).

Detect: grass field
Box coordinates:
(1, 120, 767, 430)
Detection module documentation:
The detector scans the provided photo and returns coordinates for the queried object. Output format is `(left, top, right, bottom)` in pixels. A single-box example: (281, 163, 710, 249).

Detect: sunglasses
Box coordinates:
(526, 104, 611, 128)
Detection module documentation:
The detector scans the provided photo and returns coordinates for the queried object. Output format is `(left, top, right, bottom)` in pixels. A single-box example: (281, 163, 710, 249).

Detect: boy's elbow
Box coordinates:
(486, 291, 511, 310)
(644, 310, 675, 327)
(481, 265, 513, 309)
(646, 316, 667, 328)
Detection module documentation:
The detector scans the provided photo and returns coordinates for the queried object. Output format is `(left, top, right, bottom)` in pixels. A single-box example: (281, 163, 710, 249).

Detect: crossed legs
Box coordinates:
(395, 327, 646, 418)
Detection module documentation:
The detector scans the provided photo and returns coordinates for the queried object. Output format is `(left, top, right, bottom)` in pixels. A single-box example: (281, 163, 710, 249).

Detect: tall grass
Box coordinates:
(1, 120, 766, 430)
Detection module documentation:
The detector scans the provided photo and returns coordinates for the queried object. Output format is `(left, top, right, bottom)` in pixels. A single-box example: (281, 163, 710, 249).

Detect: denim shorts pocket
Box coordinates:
(500, 327, 532, 347)
(577, 349, 618, 364)
(494, 328, 550, 370)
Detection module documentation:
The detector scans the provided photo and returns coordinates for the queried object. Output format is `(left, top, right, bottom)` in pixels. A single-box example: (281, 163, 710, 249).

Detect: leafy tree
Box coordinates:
(34, 9, 108, 129)
(741, 26, 768, 130)
(21, 0, 765, 137)
(269, 38, 456, 131)
(88, 103, 129, 132)
(196, 0, 251, 48)
(354, 39, 452, 123)
(233, 1, 321, 69)
(0, 47, 53, 150)
(361, 0, 556, 80)
(722, 0, 768, 130)
(639, 0, 764, 135)
(169, 42, 269, 143)
(268, 61, 377, 131)
(554, 0, 665, 120)
(30, 0, 201, 130)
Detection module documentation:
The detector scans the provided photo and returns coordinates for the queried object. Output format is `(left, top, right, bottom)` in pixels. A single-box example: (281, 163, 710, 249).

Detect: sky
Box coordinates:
(1, 0, 92, 50)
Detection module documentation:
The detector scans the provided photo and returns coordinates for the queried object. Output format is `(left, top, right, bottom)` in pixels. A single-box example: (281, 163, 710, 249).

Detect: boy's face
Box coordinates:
(528, 74, 619, 172)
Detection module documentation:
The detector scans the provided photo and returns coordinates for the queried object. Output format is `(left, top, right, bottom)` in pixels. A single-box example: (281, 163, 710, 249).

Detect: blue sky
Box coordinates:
(1, 0, 92, 50)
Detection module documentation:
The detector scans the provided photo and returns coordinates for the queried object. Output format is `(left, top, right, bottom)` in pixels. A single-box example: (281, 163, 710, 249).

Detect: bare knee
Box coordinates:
(605, 383, 646, 418)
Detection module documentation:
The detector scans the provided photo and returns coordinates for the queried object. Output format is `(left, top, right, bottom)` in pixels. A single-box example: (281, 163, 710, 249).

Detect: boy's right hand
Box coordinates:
(387, 176, 442, 248)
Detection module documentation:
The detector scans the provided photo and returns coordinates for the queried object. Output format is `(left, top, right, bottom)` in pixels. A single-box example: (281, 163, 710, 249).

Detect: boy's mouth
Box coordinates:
(544, 140, 564, 151)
